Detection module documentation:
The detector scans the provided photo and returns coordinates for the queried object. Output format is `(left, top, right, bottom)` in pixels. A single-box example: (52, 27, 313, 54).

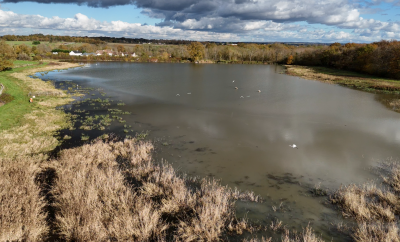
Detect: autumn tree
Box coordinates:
(188, 42, 205, 62)
(36, 44, 52, 55)
(246, 44, 259, 62)
(116, 45, 126, 53)
(286, 55, 294, 65)
(0, 41, 16, 71)
(14, 44, 31, 55)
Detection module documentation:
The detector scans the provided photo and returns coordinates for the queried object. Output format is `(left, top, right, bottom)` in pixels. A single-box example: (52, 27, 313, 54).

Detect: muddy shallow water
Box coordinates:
(38, 62, 400, 240)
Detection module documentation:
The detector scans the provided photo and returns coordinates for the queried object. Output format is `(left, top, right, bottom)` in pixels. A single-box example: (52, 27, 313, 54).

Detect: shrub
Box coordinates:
(0, 93, 14, 104)
(33, 55, 42, 61)
(32, 41, 40, 45)
(17, 53, 31, 60)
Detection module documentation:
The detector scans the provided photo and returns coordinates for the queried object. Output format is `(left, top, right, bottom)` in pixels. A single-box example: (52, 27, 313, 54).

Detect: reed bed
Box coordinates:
(0, 156, 48, 241)
(50, 138, 262, 241)
(0, 137, 325, 241)
(330, 160, 400, 241)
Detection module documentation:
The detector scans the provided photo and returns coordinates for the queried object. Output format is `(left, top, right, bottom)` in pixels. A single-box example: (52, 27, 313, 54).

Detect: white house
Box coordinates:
(96, 50, 113, 56)
(69, 51, 83, 56)
(132, 53, 137, 57)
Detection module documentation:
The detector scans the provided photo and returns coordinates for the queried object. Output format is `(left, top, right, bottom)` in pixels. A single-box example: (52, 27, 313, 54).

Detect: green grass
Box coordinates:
(5, 41, 48, 47)
(5, 41, 81, 49)
(13, 60, 40, 67)
(0, 62, 48, 130)
(310, 66, 399, 81)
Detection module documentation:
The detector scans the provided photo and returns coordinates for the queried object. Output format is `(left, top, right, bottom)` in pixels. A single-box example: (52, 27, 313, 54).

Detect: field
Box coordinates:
(5, 41, 83, 49)
(0, 61, 80, 157)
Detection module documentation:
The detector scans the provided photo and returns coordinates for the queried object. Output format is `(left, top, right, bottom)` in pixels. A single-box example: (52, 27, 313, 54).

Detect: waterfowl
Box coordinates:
(235, 87, 238, 89)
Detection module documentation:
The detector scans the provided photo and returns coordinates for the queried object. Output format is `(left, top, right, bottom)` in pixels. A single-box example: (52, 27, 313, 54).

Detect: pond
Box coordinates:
(39, 62, 400, 240)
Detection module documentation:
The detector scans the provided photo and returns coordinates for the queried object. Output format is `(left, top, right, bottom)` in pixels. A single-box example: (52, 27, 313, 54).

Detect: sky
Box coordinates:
(0, 0, 400, 43)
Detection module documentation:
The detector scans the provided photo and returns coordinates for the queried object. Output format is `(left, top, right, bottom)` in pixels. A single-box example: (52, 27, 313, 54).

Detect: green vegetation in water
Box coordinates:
(81, 134, 89, 141)
(63, 135, 72, 140)
(135, 131, 149, 140)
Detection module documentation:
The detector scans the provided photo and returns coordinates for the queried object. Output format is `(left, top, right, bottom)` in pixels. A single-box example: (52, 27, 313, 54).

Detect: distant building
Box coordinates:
(69, 51, 82, 56)
(52, 52, 58, 55)
(96, 50, 113, 56)
(82, 53, 96, 56)
(132, 53, 137, 57)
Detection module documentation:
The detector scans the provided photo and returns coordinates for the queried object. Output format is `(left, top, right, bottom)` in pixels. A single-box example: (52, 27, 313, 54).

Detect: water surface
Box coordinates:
(40, 62, 400, 239)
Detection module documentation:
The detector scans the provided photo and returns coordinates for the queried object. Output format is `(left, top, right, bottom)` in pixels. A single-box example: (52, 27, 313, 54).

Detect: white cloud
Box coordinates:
(0, 9, 399, 42)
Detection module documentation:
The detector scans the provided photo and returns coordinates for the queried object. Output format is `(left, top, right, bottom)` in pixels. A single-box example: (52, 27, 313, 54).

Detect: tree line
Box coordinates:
(1, 36, 400, 79)
(290, 41, 400, 79)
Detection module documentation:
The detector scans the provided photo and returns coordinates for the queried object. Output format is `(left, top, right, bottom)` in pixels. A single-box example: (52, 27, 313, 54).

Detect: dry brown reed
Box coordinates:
(50, 139, 261, 241)
(0, 156, 48, 241)
(0, 137, 324, 241)
(331, 160, 400, 241)
(281, 226, 324, 242)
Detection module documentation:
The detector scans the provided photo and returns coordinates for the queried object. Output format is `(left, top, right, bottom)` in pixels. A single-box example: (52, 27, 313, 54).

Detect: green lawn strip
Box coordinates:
(0, 62, 50, 130)
(6, 41, 50, 47)
(13, 60, 40, 67)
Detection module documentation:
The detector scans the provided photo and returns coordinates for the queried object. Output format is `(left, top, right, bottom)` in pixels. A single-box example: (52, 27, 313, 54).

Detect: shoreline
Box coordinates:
(2, 60, 395, 241)
(0, 61, 298, 241)
(285, 65, 400, 112)
(0, 61, 81, 158)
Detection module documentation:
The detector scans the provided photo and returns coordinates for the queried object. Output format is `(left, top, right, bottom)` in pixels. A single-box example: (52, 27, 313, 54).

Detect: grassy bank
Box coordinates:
(286, 65, 400, 93)
(285, 65, 400, 112)
(0, 61, 80, 157)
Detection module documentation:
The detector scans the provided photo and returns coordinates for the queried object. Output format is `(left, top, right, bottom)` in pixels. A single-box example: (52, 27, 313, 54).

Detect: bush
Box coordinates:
(33, 55, 42, 61)
(51, 49, 70, 53)
(17, 53, 30, 60)
(32, 41, 40, 45)
(0, 93, 14, 104)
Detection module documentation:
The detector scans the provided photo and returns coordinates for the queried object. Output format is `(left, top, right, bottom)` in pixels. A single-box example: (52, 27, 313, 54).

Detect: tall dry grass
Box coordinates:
(0, 156, 48, 241)
(50, 139, 262, 241)
(0, 138, 324, 241)
(331, 160, 400, 241)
